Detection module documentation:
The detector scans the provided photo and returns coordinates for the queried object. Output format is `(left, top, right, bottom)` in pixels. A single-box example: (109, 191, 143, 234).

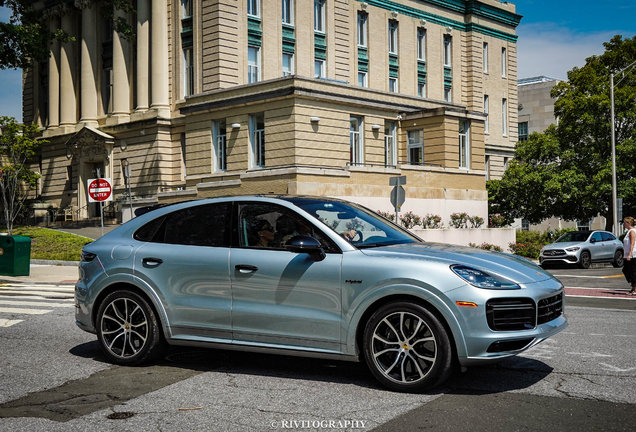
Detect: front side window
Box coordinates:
(388, 21, 398, 54)
(518, 121, 528, 142)
(282, 52, 294, 76)
(502, 98, 508, 136)
(357, 12, 367, 47)
(385, 121, 396, 167)
(314, 0, 325, 32)
(315, 59, 325, 78)
(443, 35, 452, 67)
(250, 114, 265, 168)
(417, 28, 426, 60)
(389, 77, 398, 93)
(212, 120, 227, 172)
(282, 0, 293, 25)
(248, 46, 260, 83)
(407, 130, 423, 165)
(183, 47, 194, 97)
(247, 0, 260, 17)
(350, 116, 364, 164)
(459, 120, 470, 169)
(358, 71, 367, 87)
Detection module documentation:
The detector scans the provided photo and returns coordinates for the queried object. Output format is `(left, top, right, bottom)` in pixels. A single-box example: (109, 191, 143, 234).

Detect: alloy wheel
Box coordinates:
(100, 297, 149, 359)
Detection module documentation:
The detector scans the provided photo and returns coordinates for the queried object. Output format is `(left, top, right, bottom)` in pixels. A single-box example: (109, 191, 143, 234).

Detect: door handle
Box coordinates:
(235, 264, 258, 273)
(142, 257, 163, 267)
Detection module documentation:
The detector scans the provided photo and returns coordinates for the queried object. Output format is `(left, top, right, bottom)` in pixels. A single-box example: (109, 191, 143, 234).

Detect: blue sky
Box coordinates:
(1, 1, 634, 122)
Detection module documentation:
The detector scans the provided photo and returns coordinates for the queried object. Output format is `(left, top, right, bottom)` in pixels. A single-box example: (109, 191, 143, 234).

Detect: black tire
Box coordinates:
(362, 302, 453, 393)
(578, 251, 591, 269)
(612, 250, 624, 268)
(96, 290, 165, 365)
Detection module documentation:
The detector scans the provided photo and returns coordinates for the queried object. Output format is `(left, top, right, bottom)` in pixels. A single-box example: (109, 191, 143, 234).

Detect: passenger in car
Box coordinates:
(253, 219, 275, 248)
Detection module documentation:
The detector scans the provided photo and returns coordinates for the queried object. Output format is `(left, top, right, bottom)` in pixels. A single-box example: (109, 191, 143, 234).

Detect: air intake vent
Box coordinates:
(486, 298, 536, 331)
(538, 293, 563, 324)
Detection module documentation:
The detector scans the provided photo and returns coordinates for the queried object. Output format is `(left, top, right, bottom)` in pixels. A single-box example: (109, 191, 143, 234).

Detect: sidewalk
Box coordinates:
(0, 262, 79, 285)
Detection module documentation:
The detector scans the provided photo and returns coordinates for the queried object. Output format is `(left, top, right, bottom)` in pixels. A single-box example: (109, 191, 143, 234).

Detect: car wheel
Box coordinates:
(97, 290, 165, 365)
(362, 302, 453, 393)
(612, 250, 624, 268)
(578, 251, 591, 269)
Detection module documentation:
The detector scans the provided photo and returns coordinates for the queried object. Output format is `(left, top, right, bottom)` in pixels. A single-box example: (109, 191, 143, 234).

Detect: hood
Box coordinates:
(542, 241, 582, 250)
(360, 242, 557, 285)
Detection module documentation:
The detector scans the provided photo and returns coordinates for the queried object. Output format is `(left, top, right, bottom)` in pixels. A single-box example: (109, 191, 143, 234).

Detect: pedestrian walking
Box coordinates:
(622, 217, 636, 295)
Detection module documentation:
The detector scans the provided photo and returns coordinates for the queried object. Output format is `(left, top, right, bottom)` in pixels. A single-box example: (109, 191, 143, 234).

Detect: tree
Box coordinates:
(0, 116, 43, 234)
(488, 35, 636, 230)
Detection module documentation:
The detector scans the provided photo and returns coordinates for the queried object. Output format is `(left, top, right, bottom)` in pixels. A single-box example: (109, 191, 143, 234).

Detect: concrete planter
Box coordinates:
(411, 228, 516, 253)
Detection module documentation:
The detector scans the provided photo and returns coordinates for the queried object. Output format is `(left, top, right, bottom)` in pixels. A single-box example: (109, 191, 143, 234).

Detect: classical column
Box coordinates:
(47, 17, 60, 128)
(79, 1, 98, 126)
(136, 0, 150, 111)
(112, 7, 130, 119)
(151, 0, 170, 115)
(59, 8, 77, 127)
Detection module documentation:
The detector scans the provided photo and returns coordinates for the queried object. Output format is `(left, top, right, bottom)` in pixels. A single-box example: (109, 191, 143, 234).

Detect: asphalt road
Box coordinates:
(0, 268, 634, 431)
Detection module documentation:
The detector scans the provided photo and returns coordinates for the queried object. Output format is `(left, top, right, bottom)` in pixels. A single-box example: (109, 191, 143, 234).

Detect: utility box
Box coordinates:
(0, 235, 31, 276)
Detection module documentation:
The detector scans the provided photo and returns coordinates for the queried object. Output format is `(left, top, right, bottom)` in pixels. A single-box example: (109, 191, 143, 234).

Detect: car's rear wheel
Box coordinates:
(613, 250, 624, 268)
(578, 251, 591, 269)
(362, 302, 453, 393)
(96, 290, 165, 365)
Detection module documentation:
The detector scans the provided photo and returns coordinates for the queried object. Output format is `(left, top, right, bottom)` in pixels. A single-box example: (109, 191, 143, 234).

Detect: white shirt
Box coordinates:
(623, 228, 636, 259)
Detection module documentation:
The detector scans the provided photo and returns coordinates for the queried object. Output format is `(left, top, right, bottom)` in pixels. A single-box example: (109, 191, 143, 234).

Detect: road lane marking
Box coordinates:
(0, 307, 53, 315)
(0, 285, 75, 292)
(0, 290, 73, 297)
(0, 319, 23, 327)
(0, 300, 73, 307)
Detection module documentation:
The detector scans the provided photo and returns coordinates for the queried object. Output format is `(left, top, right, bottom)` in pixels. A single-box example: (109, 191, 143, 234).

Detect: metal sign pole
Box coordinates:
(100, 201, 104, 238)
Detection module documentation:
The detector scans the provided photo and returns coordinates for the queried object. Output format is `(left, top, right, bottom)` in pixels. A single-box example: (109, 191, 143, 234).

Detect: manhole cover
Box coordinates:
(107, 411, 135, 420)
(164, 350, 226, 365)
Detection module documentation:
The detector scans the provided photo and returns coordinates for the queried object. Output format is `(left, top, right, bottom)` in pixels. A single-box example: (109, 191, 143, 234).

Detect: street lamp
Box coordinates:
(610, 59, 636, 236)
(121, 158, 133, 220)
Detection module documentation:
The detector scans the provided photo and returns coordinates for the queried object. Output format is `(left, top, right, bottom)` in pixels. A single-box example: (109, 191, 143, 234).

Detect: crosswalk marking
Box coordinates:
(0, 319, 24, 328)
(0, 285, 75, 292)
(0, 300, 73, 307)
(0, 290, 73, 298)
(0, 307, 53, 315)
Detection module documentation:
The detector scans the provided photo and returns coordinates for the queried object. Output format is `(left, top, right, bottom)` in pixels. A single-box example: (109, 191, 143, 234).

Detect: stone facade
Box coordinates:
(22, 0, 521, 225)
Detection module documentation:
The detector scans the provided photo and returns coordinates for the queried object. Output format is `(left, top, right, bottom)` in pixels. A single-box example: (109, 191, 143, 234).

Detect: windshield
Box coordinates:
(288, 198, 419, 248)
(555, 231, 591, 243)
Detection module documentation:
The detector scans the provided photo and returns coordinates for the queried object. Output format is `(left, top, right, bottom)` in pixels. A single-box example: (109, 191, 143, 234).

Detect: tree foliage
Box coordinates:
(0, 116, 43, 234)
(488, 35, 636, 230)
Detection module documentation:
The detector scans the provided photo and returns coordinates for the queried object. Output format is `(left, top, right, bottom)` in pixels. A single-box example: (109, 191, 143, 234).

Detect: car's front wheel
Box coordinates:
(613, 250, 624, 268)
(362, 302, 453, 393)
(578, 251, 591, 269)
(96, 290, 165, 365)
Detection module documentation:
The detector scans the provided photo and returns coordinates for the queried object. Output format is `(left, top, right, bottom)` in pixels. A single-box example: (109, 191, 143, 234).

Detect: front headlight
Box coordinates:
(450, 265, 520, 290)
(565, 246, 580, 252)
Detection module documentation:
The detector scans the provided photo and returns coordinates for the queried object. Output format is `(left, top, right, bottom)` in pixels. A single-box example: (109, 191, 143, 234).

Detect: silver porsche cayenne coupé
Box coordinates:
(75, 195, 567, 392)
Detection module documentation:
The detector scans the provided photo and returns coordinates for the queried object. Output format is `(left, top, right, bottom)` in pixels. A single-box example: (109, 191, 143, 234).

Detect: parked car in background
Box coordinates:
(539, 230, 624, 269)
(75, 195, 567, 393)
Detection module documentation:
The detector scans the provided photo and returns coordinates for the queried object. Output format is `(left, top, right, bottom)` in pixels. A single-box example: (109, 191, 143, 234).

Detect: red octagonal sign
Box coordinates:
(88, 178, 113, 203)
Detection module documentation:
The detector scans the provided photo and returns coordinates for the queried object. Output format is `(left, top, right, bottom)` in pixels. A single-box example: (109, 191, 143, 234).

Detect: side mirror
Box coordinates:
(589, 238, 596, 244)
(285, 235, 326, 261)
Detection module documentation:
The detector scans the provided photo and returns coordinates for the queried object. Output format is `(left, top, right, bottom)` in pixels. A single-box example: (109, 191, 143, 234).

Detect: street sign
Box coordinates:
(88, 178, 113, 203)
(390, 185, 405, 210)
(389, 176, 406, 186)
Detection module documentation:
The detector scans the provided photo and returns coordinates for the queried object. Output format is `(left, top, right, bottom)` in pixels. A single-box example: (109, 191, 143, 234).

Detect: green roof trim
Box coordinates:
(357, 0, 519, 42)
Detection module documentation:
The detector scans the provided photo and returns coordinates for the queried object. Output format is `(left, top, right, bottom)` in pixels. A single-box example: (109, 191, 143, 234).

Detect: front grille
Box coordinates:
(486, 298, 536, 331)
(543, 249, 566, 256)
(538, 293, 563, 324)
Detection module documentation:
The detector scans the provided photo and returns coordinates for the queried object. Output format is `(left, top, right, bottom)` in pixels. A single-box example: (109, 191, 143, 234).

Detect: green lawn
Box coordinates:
(3, 227, 92, 261)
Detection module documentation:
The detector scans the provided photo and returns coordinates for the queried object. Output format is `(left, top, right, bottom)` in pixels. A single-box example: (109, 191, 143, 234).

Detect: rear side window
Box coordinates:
(134, 216, 166, 242)
(135, 203, 231, 247)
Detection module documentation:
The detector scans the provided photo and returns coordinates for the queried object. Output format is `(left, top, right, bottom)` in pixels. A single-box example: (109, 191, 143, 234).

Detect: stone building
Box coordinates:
(23, 0, 521, 223)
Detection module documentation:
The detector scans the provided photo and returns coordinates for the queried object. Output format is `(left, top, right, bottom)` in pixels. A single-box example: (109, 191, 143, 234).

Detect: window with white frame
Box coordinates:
(485, 155, 490, 180)
(247, 0, 260, 18)
(521, 219, 530, 231)
(282, 52, 294, 76)
(418, 83, 426, 97)
(501, 47, 506, 77)
(502, 98, 508, 136)
(484, 95, 489, 133)
(443, 35, 452, 67)
(212, 120, 227, 172)
(444, 87, 451, 102)
(417, 28, 426, 60)
(182, 0, 192, 18)
(459, 120, 470, 169)
(183, 47, 194, 97)
(282, 0, 293, 25)
(389, 77, 398, 93)
(483, 42, 488, 73)
(518, 121, 528, 141)
(357, 12, 367, 47)
(358, 71, 367, 87)
(385, 121, 396, 167)
(248, 46, 260, 83)
(315, 59, 325, 78)
(350, 116, 364, 165)
(250, 114, 265, 168)
(388, 20, 398, 54)
(314, 0, 325, 32)
(407, 130, 424, 164)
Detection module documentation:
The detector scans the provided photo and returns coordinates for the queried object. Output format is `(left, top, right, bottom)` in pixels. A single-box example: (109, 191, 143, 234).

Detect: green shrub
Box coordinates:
(422, 214, 442, 229)
(468, 242, 503, 252)
(399, 211, 422, 229)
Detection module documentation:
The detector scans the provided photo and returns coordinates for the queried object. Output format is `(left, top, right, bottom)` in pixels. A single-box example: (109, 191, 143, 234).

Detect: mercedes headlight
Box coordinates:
(565, 246, 580, 252)
(450, 265, 520, 290)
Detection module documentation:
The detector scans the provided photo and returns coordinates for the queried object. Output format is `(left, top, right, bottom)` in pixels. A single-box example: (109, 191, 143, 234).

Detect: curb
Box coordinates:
(30, 259, 79, 267)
